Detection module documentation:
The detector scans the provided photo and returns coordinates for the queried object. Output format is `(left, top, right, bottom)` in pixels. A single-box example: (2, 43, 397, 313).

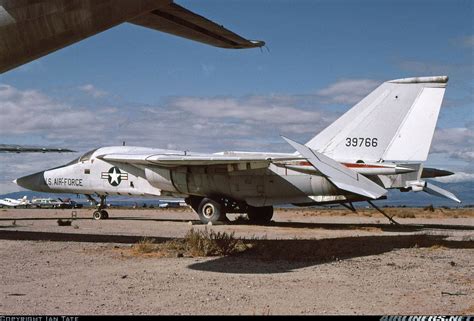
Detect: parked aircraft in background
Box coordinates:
(0, 144, 75, 153)
(0, 0, 264, 73)
(15, 76, 460, 224)
(30, 197, 83, 209)
(0, 195, 29, 207)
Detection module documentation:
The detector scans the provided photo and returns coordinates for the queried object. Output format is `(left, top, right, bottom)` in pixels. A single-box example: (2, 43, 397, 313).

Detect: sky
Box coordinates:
(0, 0, 473, 194)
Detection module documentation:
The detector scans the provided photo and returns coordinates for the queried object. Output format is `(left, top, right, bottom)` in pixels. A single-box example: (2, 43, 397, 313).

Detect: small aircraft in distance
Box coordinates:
(15, 76, 460, 224)
(0, 195, 29, 208)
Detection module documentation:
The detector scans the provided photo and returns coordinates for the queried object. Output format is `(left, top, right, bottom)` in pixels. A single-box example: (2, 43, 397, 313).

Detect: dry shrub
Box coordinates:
(184, 228, 247, 256)
(423, 204, 435, 212)
(131, 229, 249, 258)
(429, 244, 447, 250)
(395, 212, 415, 218)
(134, 237, 158, 254)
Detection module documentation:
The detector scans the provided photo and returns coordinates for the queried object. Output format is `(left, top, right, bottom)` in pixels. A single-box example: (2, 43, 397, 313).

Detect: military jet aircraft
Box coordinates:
(15, 76, 460, 224)
(0, 0, 264, 73)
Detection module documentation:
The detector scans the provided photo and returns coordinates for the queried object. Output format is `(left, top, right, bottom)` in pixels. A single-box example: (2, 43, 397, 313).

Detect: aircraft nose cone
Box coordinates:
(15, 171, 49, 192)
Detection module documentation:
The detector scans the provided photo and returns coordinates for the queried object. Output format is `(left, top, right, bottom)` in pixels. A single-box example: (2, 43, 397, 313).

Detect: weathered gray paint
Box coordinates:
(0, 0, 264, 73)
(14, 76, 460, 208)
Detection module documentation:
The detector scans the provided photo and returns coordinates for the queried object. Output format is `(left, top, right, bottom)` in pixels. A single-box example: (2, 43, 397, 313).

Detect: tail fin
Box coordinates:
(306, 76, 448, 163)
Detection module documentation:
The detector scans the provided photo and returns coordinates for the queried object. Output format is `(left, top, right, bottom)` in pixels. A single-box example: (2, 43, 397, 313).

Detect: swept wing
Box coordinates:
(97, 152, 297, 167)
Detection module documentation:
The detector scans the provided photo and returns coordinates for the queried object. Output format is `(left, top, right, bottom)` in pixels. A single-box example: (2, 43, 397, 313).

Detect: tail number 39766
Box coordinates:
(345, 137, 378, 147)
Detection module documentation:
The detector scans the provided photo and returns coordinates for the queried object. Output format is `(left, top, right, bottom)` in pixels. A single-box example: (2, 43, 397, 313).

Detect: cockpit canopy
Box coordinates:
(79, 148, 98, 162)
(65, 148, 98, 166)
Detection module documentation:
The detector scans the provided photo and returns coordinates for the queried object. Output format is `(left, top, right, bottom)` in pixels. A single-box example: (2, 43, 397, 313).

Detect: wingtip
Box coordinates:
(250, 40, 265, 47)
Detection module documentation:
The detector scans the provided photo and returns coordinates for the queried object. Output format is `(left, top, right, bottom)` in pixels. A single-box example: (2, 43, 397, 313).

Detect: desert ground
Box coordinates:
(0, 206, 473, 315)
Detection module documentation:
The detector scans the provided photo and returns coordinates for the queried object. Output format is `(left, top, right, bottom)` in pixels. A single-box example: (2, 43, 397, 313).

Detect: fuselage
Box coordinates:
(15, 146, 412, 207)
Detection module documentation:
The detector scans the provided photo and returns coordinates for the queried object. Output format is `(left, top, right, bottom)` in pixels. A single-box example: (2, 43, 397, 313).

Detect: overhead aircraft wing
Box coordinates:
(97, 153, 297, 167)
(129, 3, 265, 49)
(282, 136, 387, 200)
(0, 144, 75, 153)
(1, 1, 264, 74)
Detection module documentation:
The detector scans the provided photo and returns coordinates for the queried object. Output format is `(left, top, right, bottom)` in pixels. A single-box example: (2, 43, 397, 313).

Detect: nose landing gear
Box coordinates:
(87, 195, 109, 220)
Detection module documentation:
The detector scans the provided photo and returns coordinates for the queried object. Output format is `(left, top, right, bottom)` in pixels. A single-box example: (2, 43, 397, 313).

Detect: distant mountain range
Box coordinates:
(2, 181, 472, 208)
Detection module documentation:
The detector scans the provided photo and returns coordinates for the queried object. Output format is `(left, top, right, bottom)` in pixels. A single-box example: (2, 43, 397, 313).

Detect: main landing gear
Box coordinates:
(367, 200, 400, 225)
(87, 195, 109, 220)
(185, 196, 274, 225)
(342, 200, 400, 225)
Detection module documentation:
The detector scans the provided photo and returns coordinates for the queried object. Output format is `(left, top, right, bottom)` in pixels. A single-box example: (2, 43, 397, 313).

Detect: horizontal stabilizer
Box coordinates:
(282, 136, 387, 199)
(424, 182, 461, 203)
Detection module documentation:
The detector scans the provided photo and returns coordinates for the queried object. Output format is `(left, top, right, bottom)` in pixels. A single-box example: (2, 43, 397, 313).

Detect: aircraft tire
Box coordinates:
(93, 210, 108, 220)
(93, 210, 102, 220)
(247, 206, 273, 224)
(197, 198, 226, 224)
(100, 210, 109, 219)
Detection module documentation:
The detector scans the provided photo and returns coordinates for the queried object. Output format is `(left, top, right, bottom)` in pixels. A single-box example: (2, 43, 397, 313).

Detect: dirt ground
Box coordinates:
(0, 207, 473, 315)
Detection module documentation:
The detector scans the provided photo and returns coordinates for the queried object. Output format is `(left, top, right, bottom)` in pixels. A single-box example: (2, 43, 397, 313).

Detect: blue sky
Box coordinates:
(0, 0, 473, 193)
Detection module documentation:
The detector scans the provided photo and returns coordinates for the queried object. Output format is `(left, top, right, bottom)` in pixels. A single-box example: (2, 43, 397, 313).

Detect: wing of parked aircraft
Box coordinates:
(0, 0, 264, 73)
(98, 152, 297, 167)
(282, 136, 388, 200)
(0, 144, 75, 153)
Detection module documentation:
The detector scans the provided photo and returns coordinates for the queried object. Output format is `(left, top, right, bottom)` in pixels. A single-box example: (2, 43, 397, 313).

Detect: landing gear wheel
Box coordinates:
(100, 210, 109, 219)
(247, 206, 273, 224)
(197, 198, 226, 224)
(93, 210, 102, 220)
(93, 210, 109, 220)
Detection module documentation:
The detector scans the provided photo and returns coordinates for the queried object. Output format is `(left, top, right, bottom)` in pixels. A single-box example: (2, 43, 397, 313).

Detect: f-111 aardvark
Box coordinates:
(15, 76, 460, 224)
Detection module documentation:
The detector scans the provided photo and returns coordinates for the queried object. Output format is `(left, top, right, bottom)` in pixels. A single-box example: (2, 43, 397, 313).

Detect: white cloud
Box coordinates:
(0, 84, 93, 132)
(431, 127, 474, 162)
(315, 79, 379, 105)
(434, 172, 474, 183)
(78, 84, 108, 98)
(167, 95, 334, 126)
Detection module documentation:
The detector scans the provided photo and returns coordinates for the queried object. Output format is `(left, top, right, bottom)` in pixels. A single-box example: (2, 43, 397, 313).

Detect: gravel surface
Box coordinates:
(0, 208, 473, 315)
